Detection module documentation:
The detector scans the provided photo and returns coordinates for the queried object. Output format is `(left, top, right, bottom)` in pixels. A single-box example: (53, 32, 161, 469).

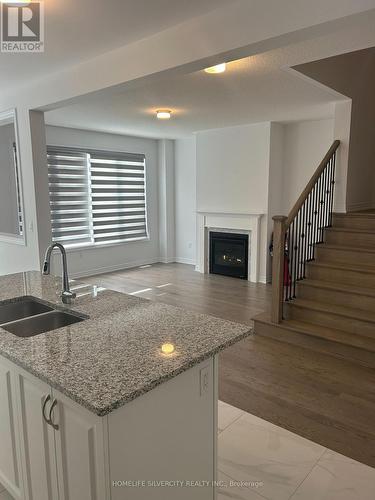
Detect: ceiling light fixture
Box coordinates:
(204, 63, 226, 74)
(156, 110, 172, 120)
(1, 0, 31, 3)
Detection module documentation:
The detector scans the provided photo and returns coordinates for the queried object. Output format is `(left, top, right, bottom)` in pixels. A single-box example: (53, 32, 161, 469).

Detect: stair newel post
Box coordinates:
(271, 215, 288, 324)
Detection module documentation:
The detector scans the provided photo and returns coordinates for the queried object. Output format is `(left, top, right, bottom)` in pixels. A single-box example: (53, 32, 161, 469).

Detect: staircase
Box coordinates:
(254, 143, 375, 368)
(255, 212, 375, 368)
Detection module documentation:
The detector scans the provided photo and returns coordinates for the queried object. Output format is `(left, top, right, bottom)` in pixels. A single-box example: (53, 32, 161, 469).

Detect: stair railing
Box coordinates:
(271, 140, 340, 323)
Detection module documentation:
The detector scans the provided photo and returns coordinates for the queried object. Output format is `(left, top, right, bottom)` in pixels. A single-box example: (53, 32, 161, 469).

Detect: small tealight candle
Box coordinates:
(161, 343, 175, 355)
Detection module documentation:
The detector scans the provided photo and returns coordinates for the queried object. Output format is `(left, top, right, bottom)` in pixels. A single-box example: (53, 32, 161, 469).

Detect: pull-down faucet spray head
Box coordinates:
(43, 243, 76, 304)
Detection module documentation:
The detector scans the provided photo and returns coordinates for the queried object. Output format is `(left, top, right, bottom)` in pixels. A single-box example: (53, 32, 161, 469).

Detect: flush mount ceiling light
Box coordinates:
(156, 110, 172, 120)
(204, 63, 226, 74)
(1, 0, 31, 3)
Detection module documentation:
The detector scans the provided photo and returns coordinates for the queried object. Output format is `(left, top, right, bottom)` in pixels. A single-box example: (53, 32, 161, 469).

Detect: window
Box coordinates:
(12, 142, 23, 236)
(47, 146, 148, 248)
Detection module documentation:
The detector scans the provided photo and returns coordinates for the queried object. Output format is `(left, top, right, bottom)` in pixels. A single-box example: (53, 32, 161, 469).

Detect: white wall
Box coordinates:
(333, 100, 351, 213)
(196, 122, 271, 281)
(174, 137, 196, 265)
(281, 119, 334, 213)
(45, 125, 160, 277)
(196, 122, 271, 214)
(158, 139, 176, 263)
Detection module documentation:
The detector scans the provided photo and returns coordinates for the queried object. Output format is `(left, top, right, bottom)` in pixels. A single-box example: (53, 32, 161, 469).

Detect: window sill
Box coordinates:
(63, 236, 150, 253)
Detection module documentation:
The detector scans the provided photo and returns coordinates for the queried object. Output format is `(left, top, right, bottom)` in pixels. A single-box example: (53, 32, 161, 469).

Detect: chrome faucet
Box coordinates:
(43, 243, 76, 304)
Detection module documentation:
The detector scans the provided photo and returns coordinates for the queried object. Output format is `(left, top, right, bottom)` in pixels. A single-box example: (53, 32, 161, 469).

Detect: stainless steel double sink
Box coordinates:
(0, 296, 86, 337)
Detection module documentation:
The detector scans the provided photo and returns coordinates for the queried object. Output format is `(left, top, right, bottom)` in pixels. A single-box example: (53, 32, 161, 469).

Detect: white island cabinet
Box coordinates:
(0, 354, 217, 500)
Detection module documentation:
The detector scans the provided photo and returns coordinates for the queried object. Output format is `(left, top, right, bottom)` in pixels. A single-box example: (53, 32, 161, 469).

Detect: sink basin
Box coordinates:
(0, 296, 87, 338)
(2, 310, 84, 337)
(0, 297, 53, 324)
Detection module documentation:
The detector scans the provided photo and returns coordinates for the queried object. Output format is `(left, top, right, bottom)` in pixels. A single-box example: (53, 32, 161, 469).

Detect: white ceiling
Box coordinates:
(0, 0, 234, 93)
(45, 54, 338, 139)
(40, 4, 375, 139)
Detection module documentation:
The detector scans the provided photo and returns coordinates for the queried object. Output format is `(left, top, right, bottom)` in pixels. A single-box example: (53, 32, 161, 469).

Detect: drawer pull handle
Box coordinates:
(49, 398, 59, 430)
(42, 394, 51, 425)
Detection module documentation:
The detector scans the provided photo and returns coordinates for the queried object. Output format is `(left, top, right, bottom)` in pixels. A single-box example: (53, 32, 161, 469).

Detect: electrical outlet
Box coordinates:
(200, 366, 210, 396)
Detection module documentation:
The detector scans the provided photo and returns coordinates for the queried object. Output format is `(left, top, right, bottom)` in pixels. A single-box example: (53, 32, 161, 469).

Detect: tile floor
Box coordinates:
(0, 486, 12, 500)
(217, 401, 375, 500)
(1, 401, 375, 500)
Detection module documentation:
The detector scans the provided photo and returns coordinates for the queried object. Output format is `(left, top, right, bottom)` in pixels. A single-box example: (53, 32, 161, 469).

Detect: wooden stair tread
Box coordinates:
(333, 212, 375, 219)
(284, 320, 375, 352)
(326, 227, 375, 235)
(321, 244, 375, 254)
(253, 312, 375, 353)
(298, 279, 375, 298)
(308, 260, 375, 274)
(289, 298, 375, 324)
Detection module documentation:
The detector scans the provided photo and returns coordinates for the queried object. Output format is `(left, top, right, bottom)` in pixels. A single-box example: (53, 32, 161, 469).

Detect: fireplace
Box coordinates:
(209, 232, 249, 280)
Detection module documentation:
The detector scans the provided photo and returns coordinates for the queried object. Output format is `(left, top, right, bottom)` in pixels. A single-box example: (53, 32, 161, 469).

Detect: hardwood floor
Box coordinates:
(82, 262, 375, 469)
(82, 262, 271, 325)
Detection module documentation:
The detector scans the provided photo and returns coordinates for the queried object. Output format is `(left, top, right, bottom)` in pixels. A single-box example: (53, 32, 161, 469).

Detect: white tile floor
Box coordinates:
(217, 401, 375, 500)
(0, 485, 13, 500)
(1, 401, 375, 500)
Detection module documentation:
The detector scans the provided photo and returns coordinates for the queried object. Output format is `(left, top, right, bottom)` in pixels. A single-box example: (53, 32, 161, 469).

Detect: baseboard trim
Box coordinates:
(175, 257, 196, 265)
(71, 258, 159, 279)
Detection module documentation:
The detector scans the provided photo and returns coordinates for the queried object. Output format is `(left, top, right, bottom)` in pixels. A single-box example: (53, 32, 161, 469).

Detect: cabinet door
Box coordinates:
(15, 370, 59, 500)
(53, 390, 107, 500)
(0, 358, 23, 499)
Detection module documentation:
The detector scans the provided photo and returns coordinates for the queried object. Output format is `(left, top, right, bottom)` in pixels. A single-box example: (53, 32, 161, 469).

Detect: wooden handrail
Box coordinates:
(271, 140, 340, 324)
(286, 140, 340, 227)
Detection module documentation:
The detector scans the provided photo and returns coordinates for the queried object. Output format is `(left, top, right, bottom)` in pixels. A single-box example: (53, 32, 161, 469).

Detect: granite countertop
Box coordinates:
(0, 271, 251, 416)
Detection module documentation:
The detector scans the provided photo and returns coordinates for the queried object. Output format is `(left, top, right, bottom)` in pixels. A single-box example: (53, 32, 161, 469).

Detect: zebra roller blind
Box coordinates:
(47, 146, 147, 248)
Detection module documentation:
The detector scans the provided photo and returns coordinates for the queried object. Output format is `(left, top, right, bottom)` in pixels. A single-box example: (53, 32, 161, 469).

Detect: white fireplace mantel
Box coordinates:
(195, 210, 264, 283)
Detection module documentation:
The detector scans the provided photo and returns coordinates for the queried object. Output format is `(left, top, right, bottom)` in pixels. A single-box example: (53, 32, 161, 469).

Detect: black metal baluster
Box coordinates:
(303, 195, 310, 277)
(308, 187, 314, 261)
(301, 201, 307, 278)
(317, 172, 322, 243)
(296, 208, 301, 282)
(293, 214, 299, 298)
(328, 153, 336, 226)
(285, 226, 290, 301)
(321, 166, 327, 238)
(322, 164, 328, 234)
(286, 222, 293, 300)
(293, 213, 298, 296)
(288, 220, 295, 300)
(327, 157, 333, 226)
(313, 178, 320, 250)
(325, 161, 330, 229)
(280, 144, 338, 311)
(318, 172, 324, 243)
(323, 160, 330, 229)
(297, 207, 302, 281)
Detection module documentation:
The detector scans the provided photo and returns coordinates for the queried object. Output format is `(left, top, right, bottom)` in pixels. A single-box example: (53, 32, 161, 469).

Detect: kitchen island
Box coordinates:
(0, 271, 250, 500)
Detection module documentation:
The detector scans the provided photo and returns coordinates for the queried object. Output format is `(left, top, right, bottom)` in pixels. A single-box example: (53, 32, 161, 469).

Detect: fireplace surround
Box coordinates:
(196, 211, 264, 283)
